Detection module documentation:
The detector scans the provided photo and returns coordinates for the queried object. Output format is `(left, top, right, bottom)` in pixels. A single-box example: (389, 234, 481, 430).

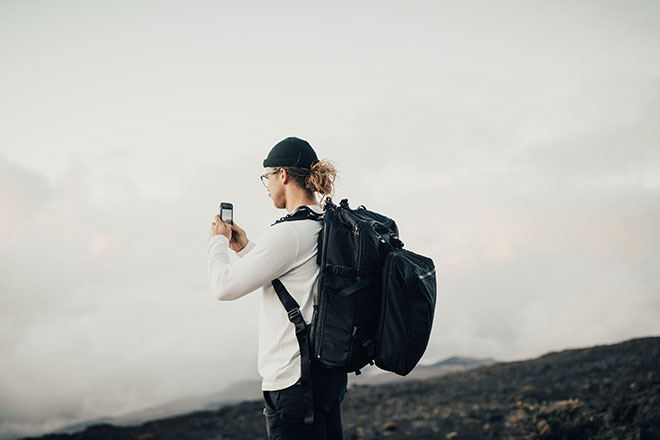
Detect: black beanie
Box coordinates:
(263, 137, 319, 169)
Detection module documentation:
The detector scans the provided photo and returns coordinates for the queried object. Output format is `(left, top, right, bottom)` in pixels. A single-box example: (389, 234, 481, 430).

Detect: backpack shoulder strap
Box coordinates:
(271, 279, 315, 424)
(272, 206, 323, 226)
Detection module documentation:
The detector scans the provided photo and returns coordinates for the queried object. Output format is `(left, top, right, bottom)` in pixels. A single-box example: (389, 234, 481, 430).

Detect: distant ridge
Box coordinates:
(48, 379, 262, 436)
(348, 355, 496, 387)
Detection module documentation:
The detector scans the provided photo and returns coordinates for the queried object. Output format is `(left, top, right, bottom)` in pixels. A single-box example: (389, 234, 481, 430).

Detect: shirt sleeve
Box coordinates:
(207, 223, 300, 301)
(236, 239, 256, 257)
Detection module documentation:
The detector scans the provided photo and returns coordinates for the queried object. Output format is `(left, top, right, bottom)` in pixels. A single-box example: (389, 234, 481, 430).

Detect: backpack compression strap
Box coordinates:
(271, 278, 315, 425)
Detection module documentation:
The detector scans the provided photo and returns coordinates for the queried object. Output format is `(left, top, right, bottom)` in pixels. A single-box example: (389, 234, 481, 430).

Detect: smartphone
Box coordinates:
(219, 202, 233, 225)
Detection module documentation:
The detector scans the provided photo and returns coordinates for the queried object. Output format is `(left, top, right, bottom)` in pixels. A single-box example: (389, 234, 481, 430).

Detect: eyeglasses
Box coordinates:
(260, 169, 280, 188)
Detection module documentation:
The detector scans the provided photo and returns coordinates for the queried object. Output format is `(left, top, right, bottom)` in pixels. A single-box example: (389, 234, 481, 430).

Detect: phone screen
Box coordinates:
(221, 207, 233, 224)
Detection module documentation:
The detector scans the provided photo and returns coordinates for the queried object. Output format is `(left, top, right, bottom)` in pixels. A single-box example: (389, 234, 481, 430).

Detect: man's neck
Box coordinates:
(284, 191, 318, 213)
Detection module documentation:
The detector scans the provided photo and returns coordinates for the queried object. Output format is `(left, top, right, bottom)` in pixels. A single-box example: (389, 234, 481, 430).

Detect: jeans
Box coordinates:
(263, 363, 347, 440)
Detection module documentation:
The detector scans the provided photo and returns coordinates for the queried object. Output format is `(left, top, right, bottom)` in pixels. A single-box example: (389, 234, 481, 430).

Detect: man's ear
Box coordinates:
(280, 168, 289, 184)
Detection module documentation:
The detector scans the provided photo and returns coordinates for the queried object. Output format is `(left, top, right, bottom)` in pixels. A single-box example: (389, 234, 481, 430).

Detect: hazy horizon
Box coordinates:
(2, 1, 659, 438)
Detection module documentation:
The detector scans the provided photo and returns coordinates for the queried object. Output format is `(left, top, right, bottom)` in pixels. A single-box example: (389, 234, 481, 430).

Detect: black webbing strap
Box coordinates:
(336, 279, 371, 297)
(271, 278, 315, 425)
(325, 264, 357, 278)
(352, 325, 376, 360)
(272, 206, 323, 226)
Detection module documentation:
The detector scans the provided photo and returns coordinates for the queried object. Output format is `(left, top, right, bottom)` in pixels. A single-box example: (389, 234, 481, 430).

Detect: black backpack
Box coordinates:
(271, 199, 437, 422)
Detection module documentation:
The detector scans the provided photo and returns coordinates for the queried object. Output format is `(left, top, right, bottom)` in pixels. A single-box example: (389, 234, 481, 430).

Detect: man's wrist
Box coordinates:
(236, 240, 255, 257)
(210, 234, 229, 246)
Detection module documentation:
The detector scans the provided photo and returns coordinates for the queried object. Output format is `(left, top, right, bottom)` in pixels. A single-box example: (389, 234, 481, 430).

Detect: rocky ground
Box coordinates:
(23, 336, 660, 439)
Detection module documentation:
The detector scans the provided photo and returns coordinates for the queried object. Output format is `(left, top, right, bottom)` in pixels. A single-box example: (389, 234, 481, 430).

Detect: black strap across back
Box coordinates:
(270, 205, 323, 424)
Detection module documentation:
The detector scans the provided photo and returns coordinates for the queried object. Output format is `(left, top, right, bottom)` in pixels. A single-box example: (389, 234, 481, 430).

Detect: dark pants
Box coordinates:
(263, 363, 347, 440)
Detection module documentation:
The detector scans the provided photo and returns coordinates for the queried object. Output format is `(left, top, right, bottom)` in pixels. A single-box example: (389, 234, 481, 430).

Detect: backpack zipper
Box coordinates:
(314, 208, 334, 360)
(418, 268, 436, 280)
(355, 223, 362, 280)
(400, 263, 416, 373)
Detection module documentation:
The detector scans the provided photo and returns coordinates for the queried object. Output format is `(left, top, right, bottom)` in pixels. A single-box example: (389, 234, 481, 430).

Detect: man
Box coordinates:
(208, 137, 346, 439)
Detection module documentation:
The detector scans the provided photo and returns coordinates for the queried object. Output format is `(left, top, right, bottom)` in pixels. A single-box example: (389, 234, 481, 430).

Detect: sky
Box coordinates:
(1, 0, 660, 438)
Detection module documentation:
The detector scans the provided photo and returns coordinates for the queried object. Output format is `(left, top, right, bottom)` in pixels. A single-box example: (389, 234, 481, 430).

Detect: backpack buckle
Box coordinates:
(390, 234, 404, 249)
(287, 308, 302, 322)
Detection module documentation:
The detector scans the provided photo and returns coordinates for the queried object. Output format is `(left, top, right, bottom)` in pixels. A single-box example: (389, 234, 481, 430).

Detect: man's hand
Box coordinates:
(210, 215, 249, 253)
(228, 222, 248, 253)
(210, 215, 231, 239)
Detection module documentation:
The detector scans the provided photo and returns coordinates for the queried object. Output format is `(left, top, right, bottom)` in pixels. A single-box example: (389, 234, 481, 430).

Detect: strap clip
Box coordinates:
(287, 308, 302, 322)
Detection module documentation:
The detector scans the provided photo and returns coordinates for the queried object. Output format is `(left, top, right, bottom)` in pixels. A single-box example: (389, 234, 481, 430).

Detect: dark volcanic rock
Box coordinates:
(21, 336, 660, 440)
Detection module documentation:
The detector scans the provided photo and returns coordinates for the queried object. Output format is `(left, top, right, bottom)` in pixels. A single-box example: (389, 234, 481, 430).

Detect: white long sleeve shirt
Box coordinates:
(207, 205, 323, 391)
